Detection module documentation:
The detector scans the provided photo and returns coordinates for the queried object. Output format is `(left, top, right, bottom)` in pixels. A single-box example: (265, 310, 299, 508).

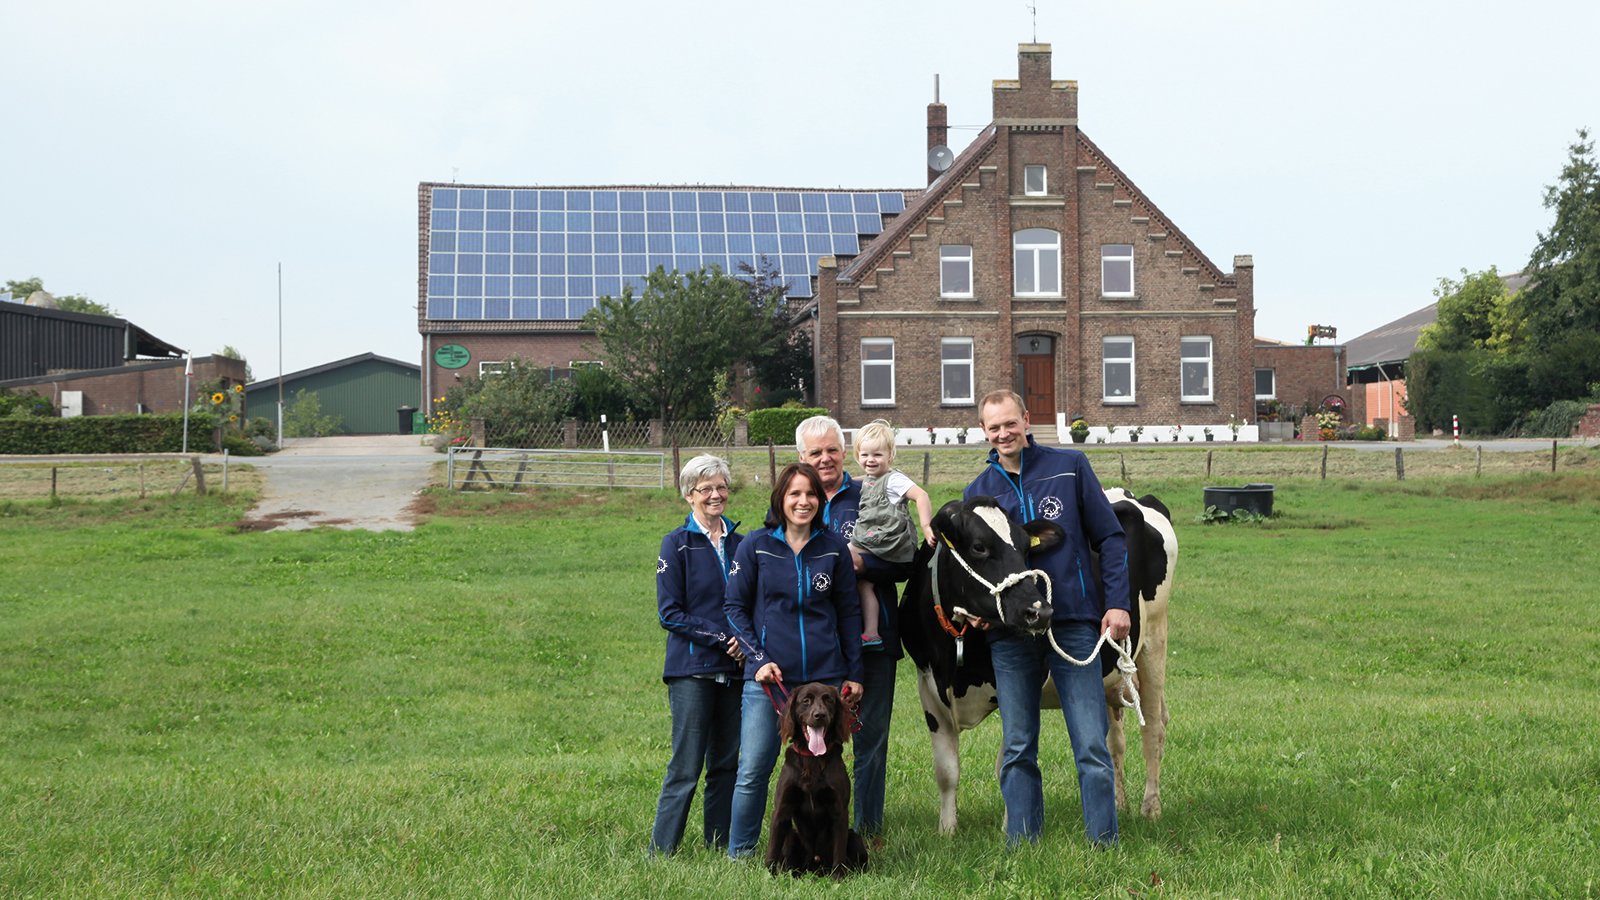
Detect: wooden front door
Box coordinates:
(1019, 354, 1055, 422)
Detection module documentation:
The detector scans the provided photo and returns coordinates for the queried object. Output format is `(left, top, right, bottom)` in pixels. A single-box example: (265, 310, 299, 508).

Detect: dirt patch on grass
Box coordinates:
(232, 509, 319, 532)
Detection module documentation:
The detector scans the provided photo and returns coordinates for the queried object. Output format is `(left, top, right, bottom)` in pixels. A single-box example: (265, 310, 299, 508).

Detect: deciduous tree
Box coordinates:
(2, 277, 116, 316)
(583, 266, 756, 423)
(1520, 128, 1599, 349)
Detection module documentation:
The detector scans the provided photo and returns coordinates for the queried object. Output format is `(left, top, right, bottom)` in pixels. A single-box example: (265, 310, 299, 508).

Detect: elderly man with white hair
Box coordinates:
(791, 414, 912, 844)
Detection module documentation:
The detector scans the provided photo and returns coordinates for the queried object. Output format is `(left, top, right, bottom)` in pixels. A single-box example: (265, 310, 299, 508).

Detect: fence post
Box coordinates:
(1320, 445, 1328, 480)
(1476, 445, 1482, 477)
(563, 418, 578, 451)
(648, 418, 664, 449)
(1205, 449, 1212, 480)
(1395, 447, 1405, 481)
(139, 461, 146, 499)
(923, 451, 930, 485)
(191, 457, 207, 496)
(1119, 453, 1127, 484)
(51, 467, 57, 498)
(672, 442, 681, 481)
(470, 417, 486, 448)
(1552, 441, 1558, 473)
(735, 416, 749, 448)
(768, 438, 777, 485)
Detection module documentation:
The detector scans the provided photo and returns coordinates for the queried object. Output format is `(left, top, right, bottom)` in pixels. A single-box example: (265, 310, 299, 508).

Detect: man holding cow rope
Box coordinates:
(964, 390, 1130, 847)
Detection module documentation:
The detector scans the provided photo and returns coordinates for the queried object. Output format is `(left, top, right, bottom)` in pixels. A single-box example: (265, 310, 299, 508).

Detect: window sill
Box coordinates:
(1100, 294, 1137, 301)
(939, 295, 978, 302)
(1180, 400, 1216, 406)
(861, 402, 897, 409)
(1101, 401, 1137, 407)
(941, 402, 976, 408)
(1013, 295, 1064, 300)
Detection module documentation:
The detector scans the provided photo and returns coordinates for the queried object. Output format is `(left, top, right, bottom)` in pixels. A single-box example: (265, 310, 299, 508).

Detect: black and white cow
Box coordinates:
(898, 489, 1177, 834)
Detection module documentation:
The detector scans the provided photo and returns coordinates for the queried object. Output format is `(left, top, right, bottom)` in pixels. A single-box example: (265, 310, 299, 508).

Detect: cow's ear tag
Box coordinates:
(1029, 535, 1041, 548)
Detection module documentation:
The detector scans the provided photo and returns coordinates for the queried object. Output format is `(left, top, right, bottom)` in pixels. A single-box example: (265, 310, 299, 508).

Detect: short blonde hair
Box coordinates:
(854, 419, 897, 462)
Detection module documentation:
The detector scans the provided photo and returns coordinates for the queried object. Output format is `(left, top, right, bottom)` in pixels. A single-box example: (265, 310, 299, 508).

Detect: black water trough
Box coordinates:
(1202, 483, 1275, 517)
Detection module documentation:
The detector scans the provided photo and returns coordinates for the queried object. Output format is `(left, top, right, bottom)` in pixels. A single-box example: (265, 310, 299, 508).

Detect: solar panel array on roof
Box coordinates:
(424, 188, 907, 321)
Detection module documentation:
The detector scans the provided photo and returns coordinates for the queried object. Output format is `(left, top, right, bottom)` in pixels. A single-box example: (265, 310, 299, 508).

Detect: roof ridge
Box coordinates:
(838, 127, 1000, 282)
(1076, 131, 1232, 284)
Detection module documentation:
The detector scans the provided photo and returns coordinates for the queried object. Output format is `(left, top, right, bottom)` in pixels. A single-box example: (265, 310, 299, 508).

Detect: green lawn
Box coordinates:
(1, 472, 1597, 899)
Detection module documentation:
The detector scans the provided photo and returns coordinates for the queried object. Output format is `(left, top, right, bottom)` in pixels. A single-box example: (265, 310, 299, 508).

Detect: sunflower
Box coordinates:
(229, 415, 239, 422)
(232, 384, 243, 393)
(211, 392, 226, 404)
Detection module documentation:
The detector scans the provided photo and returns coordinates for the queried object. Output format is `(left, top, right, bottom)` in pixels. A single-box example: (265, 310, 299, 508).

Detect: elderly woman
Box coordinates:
(723, 462, 864, 859)
(650, 454, 745, 856)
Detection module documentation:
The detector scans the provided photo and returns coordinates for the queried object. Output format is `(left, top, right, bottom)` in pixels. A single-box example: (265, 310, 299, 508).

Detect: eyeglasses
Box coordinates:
(692, 485, 730, 496)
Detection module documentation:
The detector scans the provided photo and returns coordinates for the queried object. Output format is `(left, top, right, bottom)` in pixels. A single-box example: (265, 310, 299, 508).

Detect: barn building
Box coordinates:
(246, 352, 422, 435)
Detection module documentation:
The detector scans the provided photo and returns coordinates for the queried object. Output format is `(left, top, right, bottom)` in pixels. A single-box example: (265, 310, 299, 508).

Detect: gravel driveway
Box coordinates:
(241, 435, 438, 532)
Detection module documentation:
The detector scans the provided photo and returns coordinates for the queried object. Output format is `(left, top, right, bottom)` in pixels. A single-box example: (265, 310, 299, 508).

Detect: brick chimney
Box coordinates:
(993, 43, 1076, 123)
(927, 75, 948, 185)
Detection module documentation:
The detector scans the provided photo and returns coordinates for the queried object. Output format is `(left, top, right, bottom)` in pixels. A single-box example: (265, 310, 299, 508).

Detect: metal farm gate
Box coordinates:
(446, 446, 666, 491)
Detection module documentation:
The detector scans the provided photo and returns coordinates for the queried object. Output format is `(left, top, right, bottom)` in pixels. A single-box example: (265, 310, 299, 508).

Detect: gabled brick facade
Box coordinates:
(816, 44, 1256, 431)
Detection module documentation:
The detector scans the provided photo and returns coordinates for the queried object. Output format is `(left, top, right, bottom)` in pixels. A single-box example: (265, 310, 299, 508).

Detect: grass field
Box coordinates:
(1, 461, 1597, 898)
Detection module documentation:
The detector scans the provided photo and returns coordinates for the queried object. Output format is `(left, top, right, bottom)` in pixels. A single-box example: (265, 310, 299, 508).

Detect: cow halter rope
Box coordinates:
(933, 536, 1146, 727)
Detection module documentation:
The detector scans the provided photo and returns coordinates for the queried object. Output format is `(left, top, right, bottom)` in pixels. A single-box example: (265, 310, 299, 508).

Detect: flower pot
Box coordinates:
(1130, 434, 1139, 442)
(1205, 434, 1213, 441)
(957, 435, 966, 443)
(1231, 435, 1238, 441)
(1071, 432, 1087, 443)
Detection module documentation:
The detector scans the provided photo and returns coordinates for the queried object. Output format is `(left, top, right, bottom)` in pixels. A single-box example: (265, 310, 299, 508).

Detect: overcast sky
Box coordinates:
(4, 0, 1594, 378)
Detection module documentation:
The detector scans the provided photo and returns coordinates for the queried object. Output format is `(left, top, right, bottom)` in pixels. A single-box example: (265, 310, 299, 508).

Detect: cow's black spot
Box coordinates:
(924, 711, 940, 733)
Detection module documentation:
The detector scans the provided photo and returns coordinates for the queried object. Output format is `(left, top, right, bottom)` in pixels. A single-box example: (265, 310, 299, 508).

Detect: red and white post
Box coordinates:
(1452, 414, 1460, 446)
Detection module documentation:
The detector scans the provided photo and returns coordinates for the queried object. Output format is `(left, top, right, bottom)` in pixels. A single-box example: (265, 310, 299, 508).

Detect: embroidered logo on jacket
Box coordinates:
(657, 556, 669, 574)
(812, 573, 831, 592)
(1038, 496, 1064, 520)
(729, 561, 741, 577)
(839, 520, 856, 540)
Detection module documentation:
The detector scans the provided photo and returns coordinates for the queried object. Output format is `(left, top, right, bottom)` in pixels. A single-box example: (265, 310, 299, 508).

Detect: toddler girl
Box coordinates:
(850, 420, 936, 647)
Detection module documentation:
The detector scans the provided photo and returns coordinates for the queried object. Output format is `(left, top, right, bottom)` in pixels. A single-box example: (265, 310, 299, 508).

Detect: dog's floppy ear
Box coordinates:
(830, 687, 852, 746)
(777, 694, 798, 745)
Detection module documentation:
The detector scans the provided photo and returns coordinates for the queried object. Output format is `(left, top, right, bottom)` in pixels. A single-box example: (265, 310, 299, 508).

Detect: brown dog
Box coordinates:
(765, 683, 869, 877)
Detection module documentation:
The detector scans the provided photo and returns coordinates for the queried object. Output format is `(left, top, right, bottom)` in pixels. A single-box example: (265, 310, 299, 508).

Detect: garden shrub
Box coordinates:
(0, 413, 217, 454)
(747, 407, 828, 446)
(1, 389, 55, 418)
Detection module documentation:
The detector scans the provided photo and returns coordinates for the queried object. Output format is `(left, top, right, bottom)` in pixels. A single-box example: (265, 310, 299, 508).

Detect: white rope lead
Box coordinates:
(1046, 628, 1146, 727)
(937, 538, 1145, 726)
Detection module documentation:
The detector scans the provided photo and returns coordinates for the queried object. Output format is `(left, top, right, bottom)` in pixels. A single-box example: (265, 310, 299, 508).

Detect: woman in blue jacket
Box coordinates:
(723, 461, 864, 859)
(651, 454, 745, 855)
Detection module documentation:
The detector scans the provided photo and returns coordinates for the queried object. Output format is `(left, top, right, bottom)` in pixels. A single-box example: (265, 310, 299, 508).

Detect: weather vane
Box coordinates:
(1026, 1, 1037, 42)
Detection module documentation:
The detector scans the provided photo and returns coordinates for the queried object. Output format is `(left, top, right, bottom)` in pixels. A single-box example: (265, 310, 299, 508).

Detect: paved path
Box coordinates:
(242, 435, 438, 532)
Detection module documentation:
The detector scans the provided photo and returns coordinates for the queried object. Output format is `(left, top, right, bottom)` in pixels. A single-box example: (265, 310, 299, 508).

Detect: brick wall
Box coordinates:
(1, 356, 247, 416)
(1252, 344, 1348, 418)
(421, 331, 594, 410)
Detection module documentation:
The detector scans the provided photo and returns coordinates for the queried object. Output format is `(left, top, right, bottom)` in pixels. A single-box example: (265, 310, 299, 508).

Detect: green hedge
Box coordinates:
(746, 407, 829, 446)
(0, 414, 218, 455)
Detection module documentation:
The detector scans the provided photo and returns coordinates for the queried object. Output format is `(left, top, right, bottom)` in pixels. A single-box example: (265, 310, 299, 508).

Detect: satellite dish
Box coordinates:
(927, 145, 954, 172)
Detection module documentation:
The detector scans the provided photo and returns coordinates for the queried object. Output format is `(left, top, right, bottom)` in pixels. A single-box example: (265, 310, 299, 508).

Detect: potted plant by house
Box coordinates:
(1069, 416, 1089, 444)
(1227, 416, 1244, 441)
(1129, 424, 1144, 443)
(1204, 426, 1214, 442)
(1169, 425, 1181, 443)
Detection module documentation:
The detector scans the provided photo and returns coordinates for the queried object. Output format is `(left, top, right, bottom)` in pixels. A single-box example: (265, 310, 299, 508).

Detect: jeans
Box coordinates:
(989, 621, 1118, 846)
(852, 652, 896, 835)
(727, 677, 840, 858)
(650, 676, 742, 855)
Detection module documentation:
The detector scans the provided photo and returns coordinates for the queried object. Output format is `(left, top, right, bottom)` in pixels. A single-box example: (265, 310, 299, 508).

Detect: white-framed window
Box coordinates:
(861, 338, 895, 405)
(1102, 244, 1134, 297)
(1024, 165, 1047, 196)
(941, 338, 974, 404)
(940, 245, 972, 297)
(570, 359, 603, 369)
(1013, 228, 1060, 296)
(1180, 336, 1213, 401)
(1103, 337, 1135, 402)
(480, 361, 509, 376)
(1254, 367, 1276, 400)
